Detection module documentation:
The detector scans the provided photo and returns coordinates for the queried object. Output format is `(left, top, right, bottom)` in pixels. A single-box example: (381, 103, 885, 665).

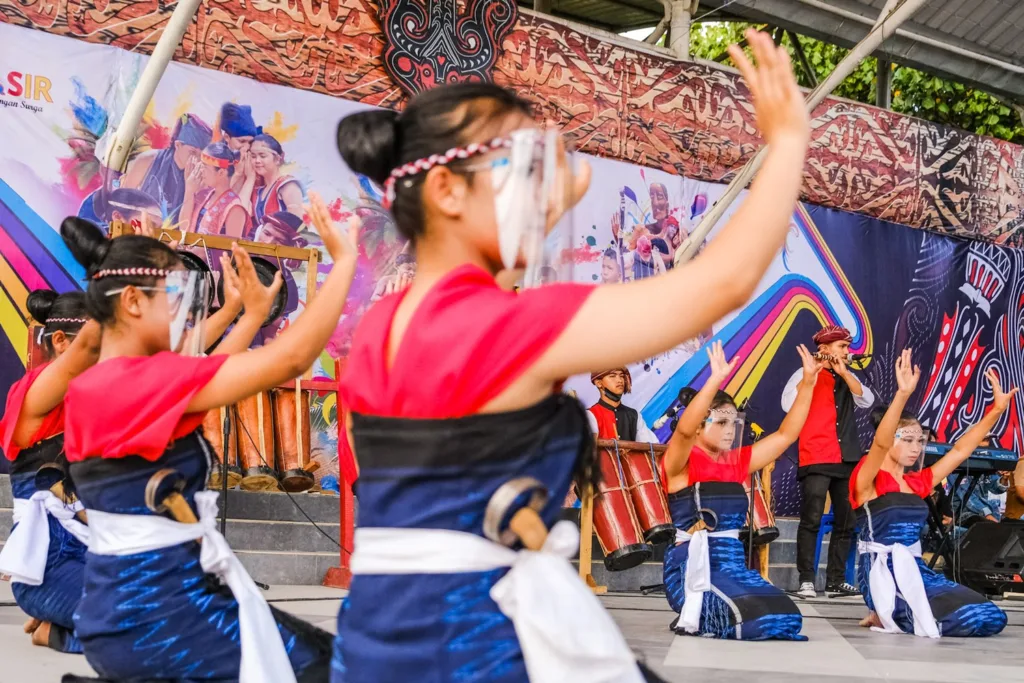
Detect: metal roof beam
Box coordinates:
(696, 0, 1024, 102)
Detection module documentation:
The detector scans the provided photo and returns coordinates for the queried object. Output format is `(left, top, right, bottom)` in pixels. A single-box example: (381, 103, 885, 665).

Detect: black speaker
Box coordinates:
(955, 520, 1024, 595)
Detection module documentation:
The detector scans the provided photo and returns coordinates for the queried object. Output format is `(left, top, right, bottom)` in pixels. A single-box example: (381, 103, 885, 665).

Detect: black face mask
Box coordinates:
(602, 388, 622, 402)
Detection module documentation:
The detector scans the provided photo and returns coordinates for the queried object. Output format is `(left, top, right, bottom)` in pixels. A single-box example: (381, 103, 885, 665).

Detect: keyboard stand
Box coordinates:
(925, 472, 982, 576)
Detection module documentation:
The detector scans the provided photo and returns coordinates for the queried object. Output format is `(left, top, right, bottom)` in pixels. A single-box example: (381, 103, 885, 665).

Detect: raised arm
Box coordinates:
(208, 249, 284, 355)
(750, 345, 821, 472)
(663, 341, 735, 480)
(854, 349, 919, 506)
(930, 370, 1018, 484)
(531, 31, 810, 381)
(187, 193, 358, 411)
(15, 320, 102, 444)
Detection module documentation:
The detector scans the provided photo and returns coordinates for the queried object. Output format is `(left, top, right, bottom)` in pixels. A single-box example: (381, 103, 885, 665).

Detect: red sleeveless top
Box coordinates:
(661, 444, 753, 491)
(341, 264, 595, 419)
(0, 363, 66, 460)
(848, 458, 934, 509)
(65, 352, 227, 462)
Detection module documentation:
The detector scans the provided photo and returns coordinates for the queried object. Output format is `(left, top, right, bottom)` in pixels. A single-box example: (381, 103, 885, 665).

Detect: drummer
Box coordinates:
(659, 341, 821, 639)
(57, 200, 356, 682)
(0, 290, 98, 653)
(332, 27, 810, 682)
(588, 368, 657, 441)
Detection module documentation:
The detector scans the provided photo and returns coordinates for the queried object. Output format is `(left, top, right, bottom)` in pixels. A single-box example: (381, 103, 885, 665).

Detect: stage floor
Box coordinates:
(1, 583, 1020, 681)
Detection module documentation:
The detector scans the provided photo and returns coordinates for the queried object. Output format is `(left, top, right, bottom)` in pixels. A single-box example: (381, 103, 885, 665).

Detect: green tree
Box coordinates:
(689, 22, 1024, 144)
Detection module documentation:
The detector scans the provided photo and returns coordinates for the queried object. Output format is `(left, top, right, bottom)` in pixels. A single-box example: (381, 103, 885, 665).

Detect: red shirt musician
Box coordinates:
(781, 324, 874, 599)
(588, 368, 657, 442)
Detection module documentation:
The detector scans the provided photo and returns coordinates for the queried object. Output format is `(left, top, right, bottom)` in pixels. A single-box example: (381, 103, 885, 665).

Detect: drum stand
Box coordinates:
(577, 484, 607, 594)
(219, 406, 232, 535)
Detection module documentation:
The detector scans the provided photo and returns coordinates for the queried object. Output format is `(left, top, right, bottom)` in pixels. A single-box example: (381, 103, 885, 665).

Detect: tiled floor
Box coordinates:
(1, 582, 1020, 682)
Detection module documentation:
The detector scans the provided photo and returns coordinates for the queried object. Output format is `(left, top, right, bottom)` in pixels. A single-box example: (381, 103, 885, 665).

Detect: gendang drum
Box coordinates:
(272, 387, 316, 493)
(592, 444, 653, 571)
(203, 406, 242, 489)
(235, 392, 280, 491)
(620, 442, 675, 545)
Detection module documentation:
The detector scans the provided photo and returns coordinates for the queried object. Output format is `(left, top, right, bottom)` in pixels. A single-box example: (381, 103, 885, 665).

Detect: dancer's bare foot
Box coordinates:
(859, 611, 882, 628)
(30, 621, 51, 647)
(23, 617, 41, 634)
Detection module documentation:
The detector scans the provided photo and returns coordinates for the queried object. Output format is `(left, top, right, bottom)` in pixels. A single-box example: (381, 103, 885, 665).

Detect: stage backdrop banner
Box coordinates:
(0, 24, 1021, 514)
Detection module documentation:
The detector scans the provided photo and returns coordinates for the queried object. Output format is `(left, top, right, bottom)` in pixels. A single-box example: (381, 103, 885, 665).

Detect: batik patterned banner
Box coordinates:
(1, 1, 1022, 241)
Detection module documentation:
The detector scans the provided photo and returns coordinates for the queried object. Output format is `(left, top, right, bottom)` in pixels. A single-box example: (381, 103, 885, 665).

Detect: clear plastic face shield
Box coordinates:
(165, 270, 209, 356)
(491, 128, 579, 288)
(893, 422, 927, 472)
(701, 408, 746, 466)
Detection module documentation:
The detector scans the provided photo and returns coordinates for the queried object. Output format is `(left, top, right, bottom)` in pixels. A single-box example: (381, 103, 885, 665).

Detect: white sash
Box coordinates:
(674, 527, 740, 633)
(0, 492, 90, 586)
(87, 491, 296, 683)
(352, 521, 644, 683)
(858, 539, 939, 638)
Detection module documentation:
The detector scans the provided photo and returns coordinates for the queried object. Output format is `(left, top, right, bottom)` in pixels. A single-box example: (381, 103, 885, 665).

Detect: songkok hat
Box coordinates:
(591, 368, 632, 393)
(813, 325, 852, 346)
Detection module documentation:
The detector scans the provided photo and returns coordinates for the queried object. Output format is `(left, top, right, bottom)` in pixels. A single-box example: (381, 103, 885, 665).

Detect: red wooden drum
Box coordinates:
(743, 473, 778, 545)
(203, 406, 242, 489)
(272, 387, 315, 492)
(593, 445, 653, 571)
(236, 392, 280, 491)
(620, 443, 675, 546)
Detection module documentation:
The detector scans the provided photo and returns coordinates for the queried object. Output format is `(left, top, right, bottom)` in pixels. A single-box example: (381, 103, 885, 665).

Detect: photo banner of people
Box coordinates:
(2, 23, 1023, 512)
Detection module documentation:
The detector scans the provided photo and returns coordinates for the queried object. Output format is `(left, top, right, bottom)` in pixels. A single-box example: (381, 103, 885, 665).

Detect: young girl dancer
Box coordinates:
(58, 198, 356, 682)
(332, 29, 811, 682)
(0, 290, 97, 653)
(659, 341, 820, 640)
(851, 349, 1012, 637)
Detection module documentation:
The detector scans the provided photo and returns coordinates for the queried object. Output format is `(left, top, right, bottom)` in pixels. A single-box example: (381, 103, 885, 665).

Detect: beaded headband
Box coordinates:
(92, 267, 169, 280)
(383, 136, 513, 206)
(48, 318, 89, 324)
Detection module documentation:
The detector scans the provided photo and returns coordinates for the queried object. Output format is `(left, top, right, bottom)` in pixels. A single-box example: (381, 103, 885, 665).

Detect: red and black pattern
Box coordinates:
(918, 242, 1014, 441)
(377, 0, 517, 96)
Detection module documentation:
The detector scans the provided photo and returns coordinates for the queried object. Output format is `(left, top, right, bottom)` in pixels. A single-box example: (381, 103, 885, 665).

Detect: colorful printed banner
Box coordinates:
(0, 25, 1021, 516)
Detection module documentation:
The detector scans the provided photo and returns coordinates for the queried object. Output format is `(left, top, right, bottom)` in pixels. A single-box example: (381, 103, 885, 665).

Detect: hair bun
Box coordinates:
(26, 289, 58, 324)
(61, 216, 111, 275)
(870, 406, 886, 430)
(337, 110, 400, 186)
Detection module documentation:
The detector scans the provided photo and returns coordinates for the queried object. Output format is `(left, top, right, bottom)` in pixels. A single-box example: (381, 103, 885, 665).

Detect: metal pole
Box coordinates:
(669, 0, 692, 59)
(644, 0, 672, 45)
(103, 0, 203, 173)
(876, 59, 892, 109)
(675, 0, 926, 266)
(787, 31, 817, 87)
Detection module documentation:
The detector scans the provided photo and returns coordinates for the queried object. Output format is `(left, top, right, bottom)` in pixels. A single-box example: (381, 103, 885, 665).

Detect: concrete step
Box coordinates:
(236, 549, 341, 586)
(225, 518, 340, 553)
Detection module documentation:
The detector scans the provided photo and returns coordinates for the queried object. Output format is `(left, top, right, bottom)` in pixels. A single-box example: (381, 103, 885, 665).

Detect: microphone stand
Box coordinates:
(747, 469, 756, 570)
(220, 406, 231, 535)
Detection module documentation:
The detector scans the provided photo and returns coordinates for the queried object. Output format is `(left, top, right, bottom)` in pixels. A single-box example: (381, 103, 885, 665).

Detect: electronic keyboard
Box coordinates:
(923, 443, 1018, 474)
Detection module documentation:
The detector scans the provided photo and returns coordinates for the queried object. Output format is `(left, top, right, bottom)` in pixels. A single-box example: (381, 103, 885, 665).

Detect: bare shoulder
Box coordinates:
(122, 152, 158, 187)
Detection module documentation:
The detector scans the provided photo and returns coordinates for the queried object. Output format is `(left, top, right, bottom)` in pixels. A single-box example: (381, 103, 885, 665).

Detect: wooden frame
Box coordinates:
(108, 222, 322, 378)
